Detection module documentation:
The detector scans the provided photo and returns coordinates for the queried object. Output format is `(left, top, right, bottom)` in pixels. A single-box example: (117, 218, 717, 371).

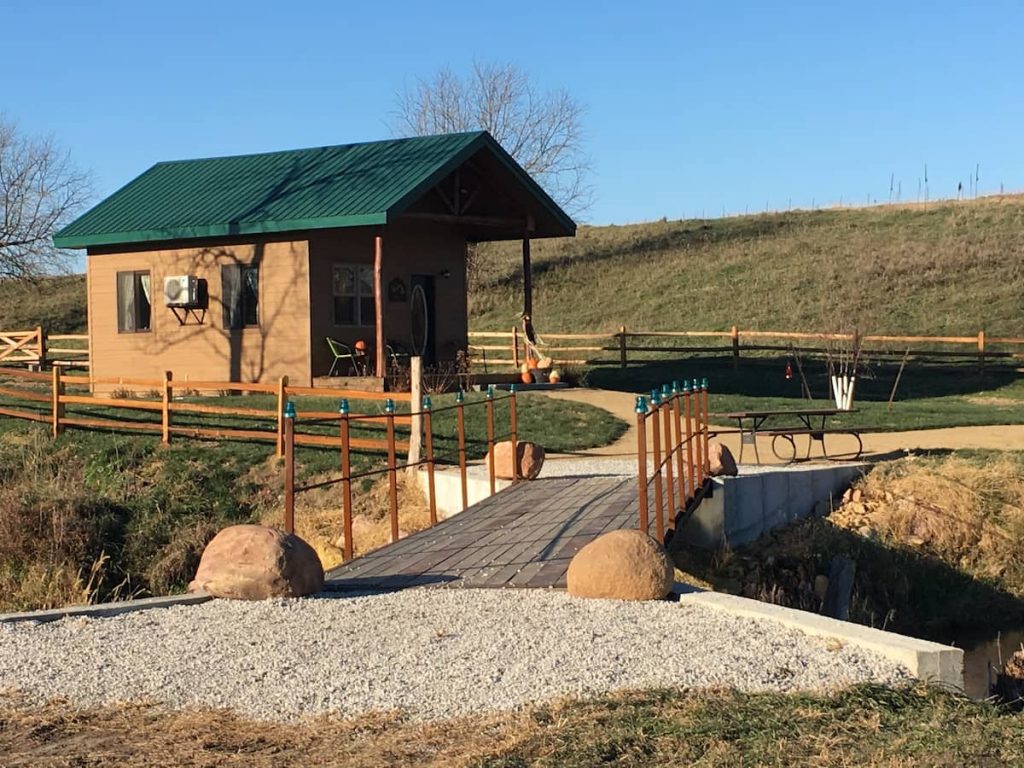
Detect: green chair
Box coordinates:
(326, 337, 364, 376)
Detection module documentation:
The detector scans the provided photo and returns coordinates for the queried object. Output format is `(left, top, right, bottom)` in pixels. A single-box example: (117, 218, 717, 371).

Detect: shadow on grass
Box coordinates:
(674, 515, 1024, 646)
(588, 356, 1020, 403)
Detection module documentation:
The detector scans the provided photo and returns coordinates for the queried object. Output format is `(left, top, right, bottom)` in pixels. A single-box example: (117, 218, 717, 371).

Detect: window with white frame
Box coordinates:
(332, 264, 374, 326)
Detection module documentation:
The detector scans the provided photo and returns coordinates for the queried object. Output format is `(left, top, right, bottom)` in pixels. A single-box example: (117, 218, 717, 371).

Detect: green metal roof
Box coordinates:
(54, 131, 575, 249)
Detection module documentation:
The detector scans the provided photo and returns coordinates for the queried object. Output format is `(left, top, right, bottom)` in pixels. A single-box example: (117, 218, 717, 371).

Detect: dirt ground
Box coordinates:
(539, 388, 1024, 464)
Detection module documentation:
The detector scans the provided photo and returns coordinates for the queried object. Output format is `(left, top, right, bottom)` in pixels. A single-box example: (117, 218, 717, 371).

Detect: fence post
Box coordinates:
(660, 384, 676, 532)
(275, 375, 289, 458)
(485, 385, 496, 496)
(456, 390, 469, 512)
(423, 395, 437, 525)
(619, 325, 628, 369)
(37, 326, 46, 370)
(512, 326, 520, 370)
(731, 325, 740, 369)
(509, 384, 519, 482)
(407, 356, 423, 468)
(283, 401, 296, 535)
(51, 364, 64, 438)
(649, 389, 664, 542)
(385, 398, 399, 543)
(978, 330, 986, 372)
(635, 396, 649, 534)
(161, 371, 172, 445)
(339, 399, 354, 561)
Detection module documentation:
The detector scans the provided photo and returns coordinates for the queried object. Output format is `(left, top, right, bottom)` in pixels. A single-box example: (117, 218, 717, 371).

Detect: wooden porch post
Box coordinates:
(374, 233, 385, 378)
(522, 236, 532, 319)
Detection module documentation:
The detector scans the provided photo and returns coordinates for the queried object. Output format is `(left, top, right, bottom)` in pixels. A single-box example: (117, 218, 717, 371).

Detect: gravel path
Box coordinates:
(0, 590, 910, 721)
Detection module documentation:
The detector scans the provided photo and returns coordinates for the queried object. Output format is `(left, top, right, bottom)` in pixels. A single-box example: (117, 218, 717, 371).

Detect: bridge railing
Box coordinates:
(282, 385, 520, 562)
(635, 379, 711, 541)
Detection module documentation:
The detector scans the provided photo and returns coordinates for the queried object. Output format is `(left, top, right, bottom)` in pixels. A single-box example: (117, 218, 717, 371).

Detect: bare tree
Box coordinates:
(0, 117, 91, 278)
(393, 61, 592, 215)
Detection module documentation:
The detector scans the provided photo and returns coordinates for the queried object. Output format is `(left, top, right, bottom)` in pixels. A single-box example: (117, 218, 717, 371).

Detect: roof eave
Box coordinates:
(53, 212, 389, 250)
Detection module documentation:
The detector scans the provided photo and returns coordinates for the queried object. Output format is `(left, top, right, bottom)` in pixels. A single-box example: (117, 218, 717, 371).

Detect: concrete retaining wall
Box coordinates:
(677, 463, 868, 550)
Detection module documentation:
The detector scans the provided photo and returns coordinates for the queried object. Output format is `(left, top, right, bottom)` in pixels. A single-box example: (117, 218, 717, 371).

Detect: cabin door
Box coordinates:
(409, 275, 436, 364)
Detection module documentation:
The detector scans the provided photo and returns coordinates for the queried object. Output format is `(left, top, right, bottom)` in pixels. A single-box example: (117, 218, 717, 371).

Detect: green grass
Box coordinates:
(470, 195, 1024, 337)
(586, 357, 1024, 432)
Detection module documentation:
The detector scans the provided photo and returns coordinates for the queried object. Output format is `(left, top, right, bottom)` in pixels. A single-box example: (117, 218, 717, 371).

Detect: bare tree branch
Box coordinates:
(0, 116, 92, 279)
(391, 61, 593, 217)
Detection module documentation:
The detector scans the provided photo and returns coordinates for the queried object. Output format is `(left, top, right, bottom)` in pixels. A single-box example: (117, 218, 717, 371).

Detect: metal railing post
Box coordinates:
(660, 383, 676, 531)
(691, 378, 704, 486)
(283, 401, 296, 535)
(635, 396, 649, 534)
(456, 390, 469, 512)
(683, 381, 696, 498)
(671, 381, 686, 503)
(509, 383, 519, 482)
(423, 395, 437, 526)
(385, 398, 399, 543)
(649, 389, 664, 542)
(702, 378, 711, 480)
(339, 399, 353, 561)
(485, 385, 496, 495)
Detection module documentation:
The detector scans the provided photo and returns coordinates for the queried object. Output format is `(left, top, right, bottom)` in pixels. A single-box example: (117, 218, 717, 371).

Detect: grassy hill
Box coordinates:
(470, 195, 1024, 336)
(0, 274, 87, 333)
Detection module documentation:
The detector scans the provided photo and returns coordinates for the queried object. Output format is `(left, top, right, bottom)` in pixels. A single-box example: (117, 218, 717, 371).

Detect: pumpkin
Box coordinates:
(526, 357, 539, 369)
(521, 371, 533, 384)
(548, 369, 562, 383)
(354, 339, 367, 352)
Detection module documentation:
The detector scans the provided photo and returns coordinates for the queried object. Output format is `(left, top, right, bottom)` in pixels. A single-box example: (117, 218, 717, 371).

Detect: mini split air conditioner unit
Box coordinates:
(164, 275, 199, 307)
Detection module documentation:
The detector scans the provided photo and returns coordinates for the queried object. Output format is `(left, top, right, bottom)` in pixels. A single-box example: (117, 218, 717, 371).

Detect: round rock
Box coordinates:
(188, 524, 324, 600)
(567, 529, 674, 600)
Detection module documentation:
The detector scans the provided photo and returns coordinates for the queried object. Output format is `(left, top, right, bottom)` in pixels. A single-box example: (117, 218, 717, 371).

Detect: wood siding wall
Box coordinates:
(87, 238, 311, 392)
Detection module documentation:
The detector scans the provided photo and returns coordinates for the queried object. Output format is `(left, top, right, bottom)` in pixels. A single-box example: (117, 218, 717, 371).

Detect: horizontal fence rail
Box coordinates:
(634, 378, 711, 542)
(467, 326, 1024, 371)
(0, 327, 89, 368)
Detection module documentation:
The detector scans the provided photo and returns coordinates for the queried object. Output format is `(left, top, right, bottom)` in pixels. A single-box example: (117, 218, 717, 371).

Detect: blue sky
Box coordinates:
(3, 0, 1020, 226)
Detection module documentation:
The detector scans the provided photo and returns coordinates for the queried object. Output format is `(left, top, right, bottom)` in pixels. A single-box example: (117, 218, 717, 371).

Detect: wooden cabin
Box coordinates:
(53, 131, 575, 391)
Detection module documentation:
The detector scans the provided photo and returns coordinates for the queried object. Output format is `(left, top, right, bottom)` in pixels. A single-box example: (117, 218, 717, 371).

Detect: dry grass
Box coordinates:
(2, 684, 1022, 767)
(471, 194, 1024, 336)
(258, 470, 432, 571)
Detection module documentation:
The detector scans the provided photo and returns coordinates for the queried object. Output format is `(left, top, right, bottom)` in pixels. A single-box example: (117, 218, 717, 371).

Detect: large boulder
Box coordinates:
(189, 525, 324, 600)
(708, 442, 738, 476)
(491, 440, 545, 480)
(566, 529, 674, 601)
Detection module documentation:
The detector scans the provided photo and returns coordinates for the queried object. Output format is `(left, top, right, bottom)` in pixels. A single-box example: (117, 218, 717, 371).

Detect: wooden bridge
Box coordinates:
(325, 475, 641, 590)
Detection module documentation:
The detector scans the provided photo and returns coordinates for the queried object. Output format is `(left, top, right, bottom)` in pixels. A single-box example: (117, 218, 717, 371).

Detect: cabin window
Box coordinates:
(222, 264, 259, 329)
(332, 264, 374, 326)
(116, 271, 152, 333)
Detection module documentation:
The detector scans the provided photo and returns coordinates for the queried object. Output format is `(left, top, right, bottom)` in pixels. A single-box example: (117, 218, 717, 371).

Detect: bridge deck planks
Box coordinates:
(325, 475, 644, 591)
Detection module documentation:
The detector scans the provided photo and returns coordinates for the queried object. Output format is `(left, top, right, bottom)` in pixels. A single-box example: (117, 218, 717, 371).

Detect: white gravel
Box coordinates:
(0, 590, 910, 722)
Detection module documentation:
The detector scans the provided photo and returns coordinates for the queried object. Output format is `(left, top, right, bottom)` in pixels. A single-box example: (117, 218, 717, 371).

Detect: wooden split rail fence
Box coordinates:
(635, 378, 711, 542)
(0, 366, 412, 457)
(0, 327, 89, 368)
(282, 385, 521, 562)
(468, 327, 1024, 371)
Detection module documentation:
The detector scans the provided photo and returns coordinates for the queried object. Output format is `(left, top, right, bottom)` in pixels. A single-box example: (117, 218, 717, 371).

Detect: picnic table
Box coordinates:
(709, 408, 863, 464)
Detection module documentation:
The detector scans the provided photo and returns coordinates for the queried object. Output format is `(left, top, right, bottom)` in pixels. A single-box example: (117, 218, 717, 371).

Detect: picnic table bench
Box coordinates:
(710, 408, 864, 464)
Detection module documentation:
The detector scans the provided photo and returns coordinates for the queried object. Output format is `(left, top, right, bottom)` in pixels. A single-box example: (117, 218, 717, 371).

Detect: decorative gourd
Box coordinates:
(520, 362, 530, 374)
(521, 371, 533, 384)
(548, 369, 561, 383)
(526, 357, 539, 370)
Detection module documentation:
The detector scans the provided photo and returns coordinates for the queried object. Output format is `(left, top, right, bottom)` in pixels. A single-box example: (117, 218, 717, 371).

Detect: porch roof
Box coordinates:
(54, 131, 576, 249)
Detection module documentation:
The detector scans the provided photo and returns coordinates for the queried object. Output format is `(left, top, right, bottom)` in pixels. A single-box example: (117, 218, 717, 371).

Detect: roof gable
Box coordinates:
(53, 132, 574, 249)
